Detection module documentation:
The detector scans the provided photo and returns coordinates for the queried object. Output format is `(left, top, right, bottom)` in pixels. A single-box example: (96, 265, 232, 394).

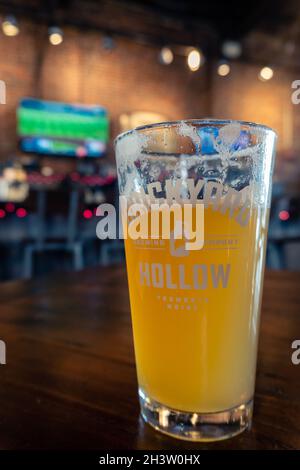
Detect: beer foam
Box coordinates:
(218, 122, 241, 146)
(116, 130, 149, 164)
(177, 121, 201, 147)
(116, 122, 270, 207)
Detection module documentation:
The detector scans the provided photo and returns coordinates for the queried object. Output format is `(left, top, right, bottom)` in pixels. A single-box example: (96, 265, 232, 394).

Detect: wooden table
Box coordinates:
(0, 267, 299, 450)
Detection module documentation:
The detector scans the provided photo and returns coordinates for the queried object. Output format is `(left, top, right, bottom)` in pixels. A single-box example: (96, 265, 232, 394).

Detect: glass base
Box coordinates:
(139, 389, 253, 442)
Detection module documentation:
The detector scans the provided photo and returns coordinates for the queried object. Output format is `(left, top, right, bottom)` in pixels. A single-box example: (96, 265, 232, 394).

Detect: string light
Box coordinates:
(5, 202, 15, 212)
(279, 210, 290, 221)
(2, 15, 19, 36)
(0, 15, 278, 81)
(83, 209, 93, 219)
(159, 47, 174, 65)
(48, 26, 63, 45)
(16, 208, 27, 218)
(187, 49, 202, 71)
(259, 66, 274, 81)
(218, 62, 231, 77)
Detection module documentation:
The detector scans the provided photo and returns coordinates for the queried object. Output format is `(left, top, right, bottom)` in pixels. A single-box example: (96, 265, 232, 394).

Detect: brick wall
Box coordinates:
(210, 61, 300, 181)
(0, 21, 209, 161)
(210, 61, 295, 153)
(0, 19, 299, 178)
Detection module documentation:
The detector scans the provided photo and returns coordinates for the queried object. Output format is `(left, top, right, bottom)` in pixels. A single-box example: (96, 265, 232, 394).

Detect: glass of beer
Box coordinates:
(115, 120, 277, 441)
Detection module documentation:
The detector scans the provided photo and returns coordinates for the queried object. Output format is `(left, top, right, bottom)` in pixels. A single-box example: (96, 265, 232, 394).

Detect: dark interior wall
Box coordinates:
(0, 21, 210, 161)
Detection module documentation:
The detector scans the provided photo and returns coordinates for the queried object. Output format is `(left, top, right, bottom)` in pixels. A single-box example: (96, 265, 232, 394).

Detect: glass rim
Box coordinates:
(114, 118, 277, 146)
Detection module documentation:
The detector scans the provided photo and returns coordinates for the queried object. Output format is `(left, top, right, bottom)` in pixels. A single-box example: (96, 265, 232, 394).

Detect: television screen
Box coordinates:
(17, 98, 109, 158)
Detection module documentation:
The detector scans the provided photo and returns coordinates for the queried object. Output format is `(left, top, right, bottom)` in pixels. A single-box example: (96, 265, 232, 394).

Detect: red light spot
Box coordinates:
(279, 210, 290, 221)
(16, 208, 27, 218)
(76, 146, 87, 158)
(0, 209, 6, 218)
(83, 209, 93, 219)
(5, 202, 15, 212)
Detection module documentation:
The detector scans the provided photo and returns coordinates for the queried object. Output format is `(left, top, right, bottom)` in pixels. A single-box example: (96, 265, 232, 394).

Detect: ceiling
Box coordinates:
(119, 0, 297, 40)
(0, 0, 299, 65)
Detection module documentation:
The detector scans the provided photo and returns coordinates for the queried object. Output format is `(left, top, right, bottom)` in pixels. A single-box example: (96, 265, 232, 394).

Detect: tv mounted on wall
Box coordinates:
(17, 98, 109, 158)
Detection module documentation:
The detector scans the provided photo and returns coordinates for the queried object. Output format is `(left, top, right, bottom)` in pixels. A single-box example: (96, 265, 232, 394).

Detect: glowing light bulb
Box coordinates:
(83, 209, 93, 219)
(187, 49, 202, 71)
(279, 210, 290, 221)
(16, 208, 27, 218)
(49, 27, 63, 46)
(218, 63, 231, 77)
(259, 66, 274, 81)
(2, 16, 19, 36)
(159, 47, 174, 65)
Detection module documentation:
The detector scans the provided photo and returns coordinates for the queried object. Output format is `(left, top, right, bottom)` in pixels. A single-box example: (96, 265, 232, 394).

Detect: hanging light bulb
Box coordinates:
(217, 62, 231, 77)
(259, 66, 274, 81)
(48, 26, 63, 45)
(159, 47, 174, 65)
(2, 15, 19, 36)
(187, 48, 202, 71)
(222, 40, 242, 59)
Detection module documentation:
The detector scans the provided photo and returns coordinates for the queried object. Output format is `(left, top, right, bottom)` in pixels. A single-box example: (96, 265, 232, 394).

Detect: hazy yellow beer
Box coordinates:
(116, 120, 276, 441)
(125, 205, 267, 412)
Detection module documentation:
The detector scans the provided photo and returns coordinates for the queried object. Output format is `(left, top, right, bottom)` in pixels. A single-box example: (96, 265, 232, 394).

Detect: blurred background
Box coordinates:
(0, 0, 299, 281)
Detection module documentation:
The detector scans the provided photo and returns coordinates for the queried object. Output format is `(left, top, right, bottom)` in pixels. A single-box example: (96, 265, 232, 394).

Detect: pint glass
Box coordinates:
(115, 120, 277, 441)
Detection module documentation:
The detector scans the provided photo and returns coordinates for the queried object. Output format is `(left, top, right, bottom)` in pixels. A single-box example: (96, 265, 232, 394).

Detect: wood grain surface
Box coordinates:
(0, 267, 299, 450)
